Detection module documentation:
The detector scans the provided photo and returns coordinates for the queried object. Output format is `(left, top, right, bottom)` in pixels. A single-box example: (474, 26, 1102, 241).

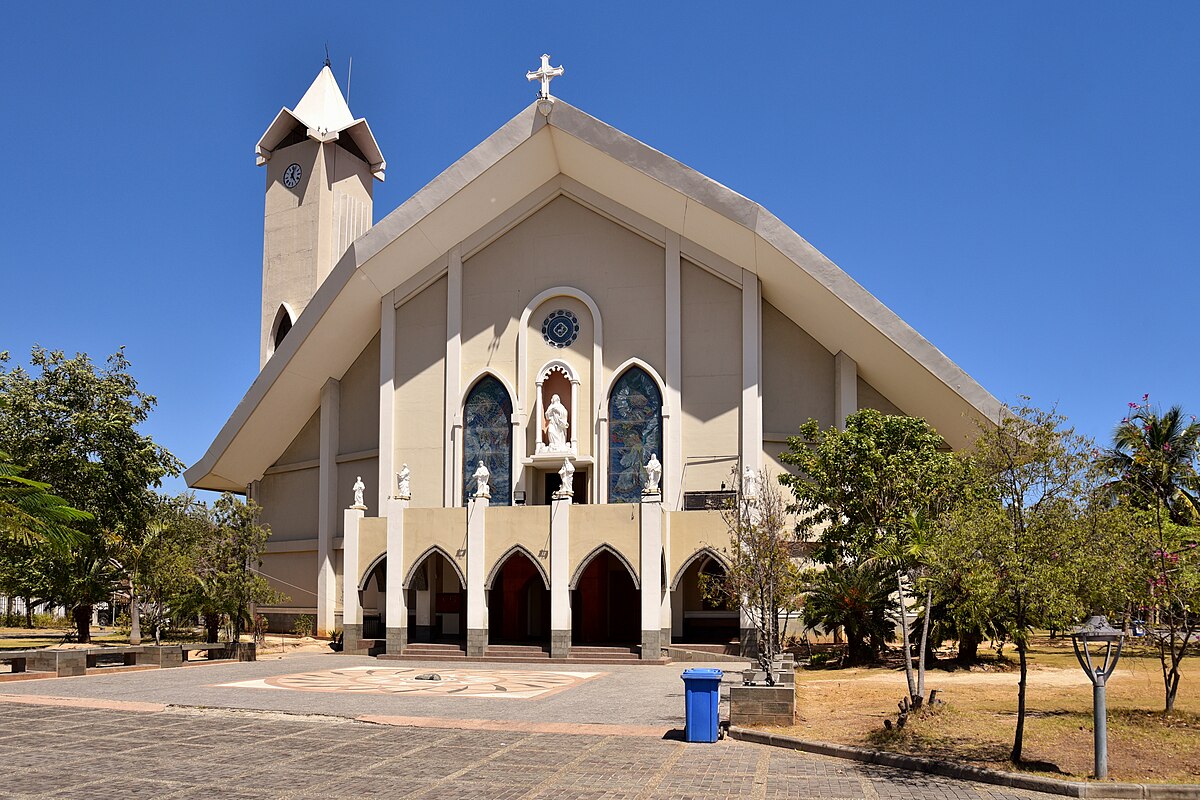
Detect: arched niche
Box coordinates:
(535, 359, 580, 456)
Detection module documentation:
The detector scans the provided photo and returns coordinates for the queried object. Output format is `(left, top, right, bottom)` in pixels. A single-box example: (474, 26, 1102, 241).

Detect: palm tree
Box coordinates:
(1099, 401, 1200, 523)
(0, 451, 89, 548)
(802, 562, 896, 665)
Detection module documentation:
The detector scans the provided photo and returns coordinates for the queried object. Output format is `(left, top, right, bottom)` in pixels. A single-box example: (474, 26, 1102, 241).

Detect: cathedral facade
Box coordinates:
(186, 63, 1000, 659)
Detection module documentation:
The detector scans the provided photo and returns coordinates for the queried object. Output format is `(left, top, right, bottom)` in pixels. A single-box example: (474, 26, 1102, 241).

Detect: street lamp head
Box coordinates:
(1072, 615, 1123, 645)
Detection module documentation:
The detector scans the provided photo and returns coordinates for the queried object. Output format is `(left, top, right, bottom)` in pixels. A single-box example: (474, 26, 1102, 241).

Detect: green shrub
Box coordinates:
(292, 614, 314, 638)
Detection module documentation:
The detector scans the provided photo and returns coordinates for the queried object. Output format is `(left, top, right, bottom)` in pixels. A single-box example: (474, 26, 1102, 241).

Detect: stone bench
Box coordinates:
(85, 646, 142, 667)
(0, 650, 37, 674)
(135, 645, 183, 668)
(181, 643, 234, 662)
(27, 650, 88, 677)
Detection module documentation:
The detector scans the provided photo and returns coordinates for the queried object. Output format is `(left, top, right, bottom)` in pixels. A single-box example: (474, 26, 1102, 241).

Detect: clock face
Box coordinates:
(283, 163, 303, 189)
(541, 310, 580, 348)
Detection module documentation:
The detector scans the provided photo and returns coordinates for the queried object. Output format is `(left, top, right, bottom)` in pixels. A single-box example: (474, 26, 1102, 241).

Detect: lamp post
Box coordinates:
(1070, 615, 1124, 779)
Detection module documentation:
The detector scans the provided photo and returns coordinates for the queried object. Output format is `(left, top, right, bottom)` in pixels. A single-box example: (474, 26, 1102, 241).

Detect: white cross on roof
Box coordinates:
(526, 54, 564, 100)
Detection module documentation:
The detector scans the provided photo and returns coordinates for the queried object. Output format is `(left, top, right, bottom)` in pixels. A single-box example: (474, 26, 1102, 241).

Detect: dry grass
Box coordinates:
(769, 635, 1200, 784)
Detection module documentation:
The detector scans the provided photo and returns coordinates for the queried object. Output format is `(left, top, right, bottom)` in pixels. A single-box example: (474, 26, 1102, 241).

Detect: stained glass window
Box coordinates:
(463, 375, 513, 506)
(608, 367, 663, 503)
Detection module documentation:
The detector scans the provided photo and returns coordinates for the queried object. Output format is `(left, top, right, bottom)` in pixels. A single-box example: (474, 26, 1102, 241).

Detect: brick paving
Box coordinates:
(0, 703, 1049, 799)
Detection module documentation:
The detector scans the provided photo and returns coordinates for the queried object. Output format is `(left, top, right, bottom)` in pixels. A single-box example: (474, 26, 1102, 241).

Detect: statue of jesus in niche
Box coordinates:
(545, 393, 569, 451)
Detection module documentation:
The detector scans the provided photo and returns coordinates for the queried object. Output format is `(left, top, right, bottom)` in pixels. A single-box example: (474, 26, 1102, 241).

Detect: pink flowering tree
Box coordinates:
(1098, 396, 1200, 713)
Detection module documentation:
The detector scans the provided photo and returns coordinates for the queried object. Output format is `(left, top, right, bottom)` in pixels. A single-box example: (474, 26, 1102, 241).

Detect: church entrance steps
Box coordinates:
(671, 642, 741, 655)
(485, 644, 550, 659)
(399, 642, 467, 657)
(568, 645, 640, 661)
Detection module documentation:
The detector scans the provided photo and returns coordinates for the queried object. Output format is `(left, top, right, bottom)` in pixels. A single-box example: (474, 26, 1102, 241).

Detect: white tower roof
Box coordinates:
(255, 66, 386, 180)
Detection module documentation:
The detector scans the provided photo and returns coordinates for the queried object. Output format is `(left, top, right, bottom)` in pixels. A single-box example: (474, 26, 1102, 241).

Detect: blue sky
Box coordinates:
(2, 4, 1197, 496)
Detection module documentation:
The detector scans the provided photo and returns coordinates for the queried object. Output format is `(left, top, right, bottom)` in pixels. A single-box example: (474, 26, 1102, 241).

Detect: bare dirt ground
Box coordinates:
(770, 636, 1200, 785)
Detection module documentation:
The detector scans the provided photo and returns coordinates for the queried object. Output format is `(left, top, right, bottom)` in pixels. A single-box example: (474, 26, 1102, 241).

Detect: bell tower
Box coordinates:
(254, 65, 386, 368)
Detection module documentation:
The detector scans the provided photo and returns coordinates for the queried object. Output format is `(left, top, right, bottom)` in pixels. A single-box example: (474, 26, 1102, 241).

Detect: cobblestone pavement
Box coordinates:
(0, 703, 1047, 799)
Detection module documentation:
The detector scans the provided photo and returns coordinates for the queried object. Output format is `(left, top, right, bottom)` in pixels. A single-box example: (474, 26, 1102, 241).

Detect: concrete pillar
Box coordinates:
(660, 511, 672, 648)
(664, 232, 683, 510)
(378, 292, 396, 512)
(444, 246, 463, 507)
(741, 269, 762, 474)
(342, 507, 364, 653)
(834, 351, 857, 430)
(466, 496, 488, 657)
(384, 498, 408, 654)
(550, 494, 572, 658)
(640, 492, 663, 660)
(316, 378, 340, 637)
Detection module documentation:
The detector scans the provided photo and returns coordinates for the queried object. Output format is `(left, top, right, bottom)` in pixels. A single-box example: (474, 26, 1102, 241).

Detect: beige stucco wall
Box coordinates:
(569, 503, 641, 581)
(484, 506, 551, 587)
(339, 334, 381, 455)
(667, 510, 730, 588)
(278, 410, 321, 464)
(257, 467, 319, 542)
(258, 549, 317, 613)
(462, 195, 667, 409)
(394, 276, 448, 508)
(858, 376, 906, 416)
(402, 507, 467, 586)
(357, 517, 388, 587)
(762, 300, 835, 435)
(680, 260, 741, 494)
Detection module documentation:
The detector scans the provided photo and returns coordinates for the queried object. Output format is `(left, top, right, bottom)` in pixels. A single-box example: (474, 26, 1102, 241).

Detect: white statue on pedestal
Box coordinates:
(473, 461, 491, 499)
(643, 453, 662, 495)
(743, 466, 758, 498)
(556, 458, 575, 498)
(545, 393, 569, 452)
(396, 464, 411, 500)
(351, 476, 366, 509)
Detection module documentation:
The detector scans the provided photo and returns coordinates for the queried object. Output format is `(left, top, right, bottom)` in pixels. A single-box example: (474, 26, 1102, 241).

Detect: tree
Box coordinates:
(952, 401, 1098, 763)
(1098, 397, 1200, 524)
(0, 449, 90, 548)
(1097, 398, 1200, 712)
(171, 495, 281, 645)
(119, 495, 209, 644)
(800, 561, 896, 665)
(701, 467, 801, 678)
(779, 409, 962, 702)
(0, 347, 181, 641)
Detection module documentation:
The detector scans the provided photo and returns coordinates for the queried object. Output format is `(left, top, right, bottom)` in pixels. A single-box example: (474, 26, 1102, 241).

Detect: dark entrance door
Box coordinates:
(572, 550, 638, 644)
(488, 552, 550, 644)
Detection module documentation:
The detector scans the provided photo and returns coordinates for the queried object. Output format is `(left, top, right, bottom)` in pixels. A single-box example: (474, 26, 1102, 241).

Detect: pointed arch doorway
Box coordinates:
(405, 548, 467, 647)
(487, 547, 550, 646)
(571, 548, 639, 646)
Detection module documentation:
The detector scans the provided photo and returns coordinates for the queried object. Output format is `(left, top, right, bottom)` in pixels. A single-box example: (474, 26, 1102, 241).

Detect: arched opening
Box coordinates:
(672, 553, 738, 645)
(608, 366, 663, 503)
(572, 549, 639, 645)
(487, 549, 550, 645)
(271, 304, 294, 353)
(360, 556, 386, 641)
(462, 374, 513, 506)
(405, 548, 466, 646)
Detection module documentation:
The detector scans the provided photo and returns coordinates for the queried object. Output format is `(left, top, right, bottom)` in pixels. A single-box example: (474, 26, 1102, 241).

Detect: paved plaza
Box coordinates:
(0, 654, 1048, 799)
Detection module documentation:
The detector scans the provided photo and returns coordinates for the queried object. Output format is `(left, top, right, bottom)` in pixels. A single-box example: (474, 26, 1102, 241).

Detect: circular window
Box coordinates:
(541, 310, 580, 349)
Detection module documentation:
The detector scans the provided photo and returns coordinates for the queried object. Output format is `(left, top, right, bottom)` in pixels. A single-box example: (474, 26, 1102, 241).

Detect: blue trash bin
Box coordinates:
(681, 668, 723, 743)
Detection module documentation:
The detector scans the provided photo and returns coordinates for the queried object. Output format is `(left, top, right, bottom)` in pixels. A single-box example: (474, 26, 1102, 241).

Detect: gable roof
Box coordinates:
(186, 99, 1001, 492)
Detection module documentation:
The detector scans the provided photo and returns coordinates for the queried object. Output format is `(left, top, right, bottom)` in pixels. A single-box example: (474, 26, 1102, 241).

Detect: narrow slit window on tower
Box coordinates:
(273, 306, 294, 351)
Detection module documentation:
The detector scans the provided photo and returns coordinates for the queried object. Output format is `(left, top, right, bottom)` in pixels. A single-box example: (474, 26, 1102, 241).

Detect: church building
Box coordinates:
(185, 59, 1001, 660)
